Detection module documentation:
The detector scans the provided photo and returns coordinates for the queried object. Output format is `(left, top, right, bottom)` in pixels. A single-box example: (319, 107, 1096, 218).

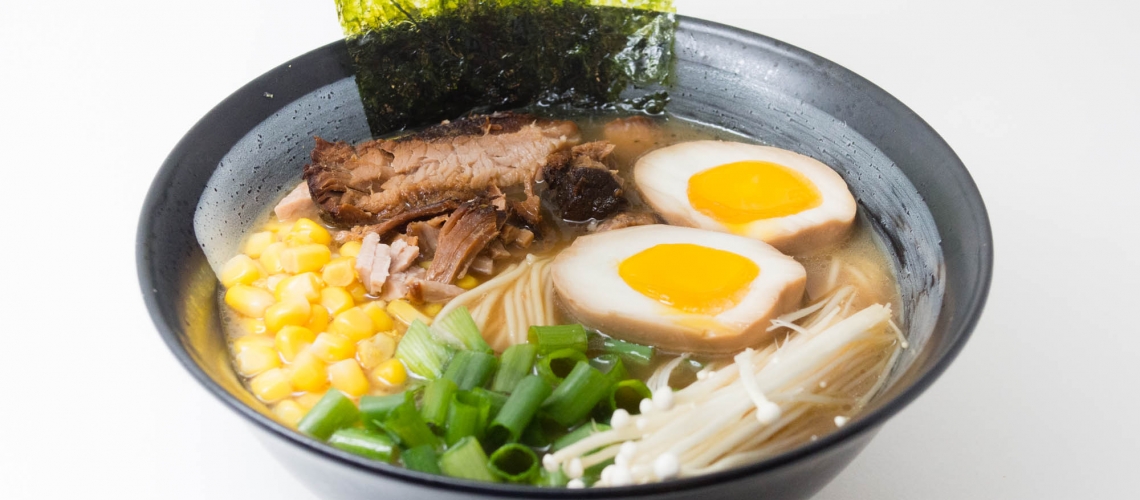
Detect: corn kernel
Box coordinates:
(306, 305, 329, 333)
(235, 345, 280, 377)
(244, 231, 275, 259)
(264, 298, 311, 333)
(281, 244, 332, 274)
(275, 272, 323, 303)
(250, 368, 293, 403)
(233, 334, 274, 352)
(387, 299, 431, 326)
(321, 257, 357, 288)
(238, 318, 268, 336)
(273, 400, 306, 427)
(321, 287, 355, 316)
(288, 218, 332, 246)
(357, 334, 396, 370)
(259, 242, 288, 274)
(264, 219, 291, 235)
(339, 240, 362, 258)
(310, 333, 356, 363)
(265, 274, 288, 292)
(275, 325, 315, 362)
(330, 307, 374, 341)
(372, 359, 407, 387)
(295, 391, 326, 410)
(221, 255, 262, 288)
(225, 285, 276, 317)
(328, 359, 369, 397)
(361, 302, 395, 332)
(347, 282, 369, 303)
(418, 260, 433, 269)
(421, 302, 444, 318)
(290, 351, 329, 392)
(455, 274, 479, 290)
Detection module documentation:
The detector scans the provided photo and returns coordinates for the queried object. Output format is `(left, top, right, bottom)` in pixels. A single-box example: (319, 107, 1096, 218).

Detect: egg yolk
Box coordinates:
(618, 243, 760, 315)
(687, 160, 822, 224)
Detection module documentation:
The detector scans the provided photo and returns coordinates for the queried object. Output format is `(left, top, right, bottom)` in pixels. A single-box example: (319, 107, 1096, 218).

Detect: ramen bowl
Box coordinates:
(137, 15, 991, 500)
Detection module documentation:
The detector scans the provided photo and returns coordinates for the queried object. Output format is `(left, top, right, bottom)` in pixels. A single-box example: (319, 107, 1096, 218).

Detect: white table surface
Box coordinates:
(1, 1, 1137, 498)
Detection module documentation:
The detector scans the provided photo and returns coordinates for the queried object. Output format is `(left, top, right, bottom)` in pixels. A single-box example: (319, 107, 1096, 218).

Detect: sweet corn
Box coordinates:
(387, 299, 431, 326)
(328, 359, 369, 397)
(455, 274, 479, 290)
(235, 345, 280, 377)
(339, 240, 362, 258)
(330, 307, 374, 342)
(264, 298, 311, 333)
(290, 351, 329, 392)
(346, 282, 369, 303)
(310, 333, 356, 363)
(250, 368, 292, 403)
(265, 274, 289, 293)
(275, 272, 323, 303)
(357, 334, 396, 370)
(321, 257, 357, 288)
(281, 244, 332, 274)
(232, 334, 274, 352)
(287, 218, 332, 246)
(321, 287, 355, 316)
(221, 255, 262, 288)
(306, 304, 329, 333)
(295, 391, 326, 410)
(244, 231, 275, 259)
(273, 400, 306, 427)
(421, 302, 444, 318)
(372, 359, 407, 387)
(418, 260, 433, 269)
(361, 302, 394, 332)
(275, 325, 315, 362)
(225, 285, 275, 318)
(238, 318, 268, 336)
(259, 242, 288, 274)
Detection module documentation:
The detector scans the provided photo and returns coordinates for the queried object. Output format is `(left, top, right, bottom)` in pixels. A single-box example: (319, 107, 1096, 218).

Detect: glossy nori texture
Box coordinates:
(138, 16, 991, 500)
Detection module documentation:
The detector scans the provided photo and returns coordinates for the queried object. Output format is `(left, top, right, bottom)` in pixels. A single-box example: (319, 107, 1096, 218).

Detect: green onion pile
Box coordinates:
(295, 306, 657, 486)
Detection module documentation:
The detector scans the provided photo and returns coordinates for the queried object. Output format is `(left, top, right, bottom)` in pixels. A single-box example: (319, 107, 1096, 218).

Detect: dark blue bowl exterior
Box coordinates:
(138, 16, 991, 500)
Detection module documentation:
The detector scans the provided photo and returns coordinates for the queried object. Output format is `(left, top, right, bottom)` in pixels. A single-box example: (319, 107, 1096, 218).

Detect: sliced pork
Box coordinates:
(274, 182, 317, 221)
(541, 141, 628, 222)
(426, 201, 504, 284)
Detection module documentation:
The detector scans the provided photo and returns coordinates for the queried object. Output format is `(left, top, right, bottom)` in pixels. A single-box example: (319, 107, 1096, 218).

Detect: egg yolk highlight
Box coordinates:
(618, 243, 760, 315)
(687, 160, 822, 224)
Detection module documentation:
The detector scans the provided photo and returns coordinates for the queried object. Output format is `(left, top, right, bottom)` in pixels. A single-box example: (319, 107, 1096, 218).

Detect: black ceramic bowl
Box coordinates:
(138, 15, 991, 500)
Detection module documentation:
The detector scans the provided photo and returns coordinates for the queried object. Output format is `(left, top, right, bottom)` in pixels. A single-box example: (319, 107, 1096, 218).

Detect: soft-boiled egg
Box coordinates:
(634, 140, 857, 254)
(551, 224, 806, 354)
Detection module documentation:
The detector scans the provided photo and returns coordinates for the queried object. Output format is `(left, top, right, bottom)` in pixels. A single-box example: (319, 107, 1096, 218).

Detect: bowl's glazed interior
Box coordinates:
(139, 15, 990, 500)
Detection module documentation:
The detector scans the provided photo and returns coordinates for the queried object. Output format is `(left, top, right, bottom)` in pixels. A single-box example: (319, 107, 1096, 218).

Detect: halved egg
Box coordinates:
(634, 140, 857, 254)
(551, 224, 806, 354)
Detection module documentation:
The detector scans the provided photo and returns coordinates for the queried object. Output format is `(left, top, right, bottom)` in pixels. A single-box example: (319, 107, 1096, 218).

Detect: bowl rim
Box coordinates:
(137, 14, 992, 497)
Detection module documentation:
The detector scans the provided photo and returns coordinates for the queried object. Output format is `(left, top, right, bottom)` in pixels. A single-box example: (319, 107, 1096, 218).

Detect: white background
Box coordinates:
(1, 0, 1137, 498)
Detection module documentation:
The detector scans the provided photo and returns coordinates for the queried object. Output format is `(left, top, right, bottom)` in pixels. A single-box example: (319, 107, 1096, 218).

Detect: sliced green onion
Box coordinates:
(609, 379, 652, 415)
(552, 420, 611, 452)
(383, 399, 440, 449)
(402, 444, 442, 475)
(420, 378, 458, 429)
(297, 389, 359, 440)
(589, 353, 628, 385)
(439, 436, 497, 482)
(535, 467, 569, 487)
(471, 388, 507, 422)
(528, 324, 588, 355)
(541, 362, 611, 427)
(520, 419, 552, 448)
(360, 392, 408, 427)
(396, 319, 455, 379)
(432, 306, 493, 353)
(487, 375, 552, 448)
(328, 427, 399, 463)
(488, 443, 540, 483)
(444, 395, 480, 446)
(491, 344, 538, 393)
(594, 335, 655, 367)
(536, 348, 588, 387)
(455, 390, 494, 439)
(443, 350, 498, 390)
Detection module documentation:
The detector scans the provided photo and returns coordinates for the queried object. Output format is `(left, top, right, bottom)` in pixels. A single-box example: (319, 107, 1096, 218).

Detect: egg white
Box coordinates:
(550, 225, 806, 354)
(634, 140, 857, 254)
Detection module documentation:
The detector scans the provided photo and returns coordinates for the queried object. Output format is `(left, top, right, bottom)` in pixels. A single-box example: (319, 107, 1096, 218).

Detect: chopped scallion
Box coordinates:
(541, 362, 611, 427)
(439, 436, 497, 482)
(383, 398, 441, 449)
(528, 324, 588, 355)
(360, 392, 409, 427)
(396, 319, 455, 379)
(536, 348, 588, 387)
(488, 443, 540, 483)
(592, 334, 654, 367)
(491, 344, 538, 393)
(402, 444, 442, 475)
(328, 427, 399, 462)
(432, 306, 493, 353)
(487, 375, 552, 448)
(443, 350, 498, 390)
(297, 389, 359, 440)
(420, 378, 458, 429)
(552, 420, 611, 452)
(444, 395, 480, 446)
(609, 379, 652, 415)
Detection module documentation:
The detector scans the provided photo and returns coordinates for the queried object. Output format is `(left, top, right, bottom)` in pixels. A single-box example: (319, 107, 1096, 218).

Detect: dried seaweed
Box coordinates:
(334, 0, 675, 135)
